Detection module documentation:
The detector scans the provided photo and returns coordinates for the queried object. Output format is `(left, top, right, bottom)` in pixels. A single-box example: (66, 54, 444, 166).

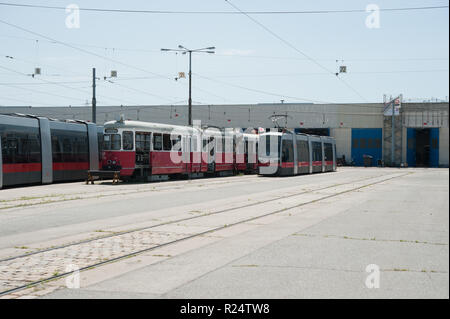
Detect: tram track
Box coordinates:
(0, 174, 263, 211)
(0, 172, 391, 263)
(0, 171, 410, 297)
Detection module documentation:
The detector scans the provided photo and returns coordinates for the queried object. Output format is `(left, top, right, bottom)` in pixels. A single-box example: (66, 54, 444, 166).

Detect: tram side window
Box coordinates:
(63, 137, 72, 155)
(264, 136, 281, 157)
(122, 131, 134, 150)
(51, 135, 62, 162)
(110, 134, 121, 151)
(312, 142, 322, 162)
(0, 125, 41, 164)
(103, 134, 121, 151)
(28, 135, 41, 163)
(265, 136, 270, 156)
(103, 135, 111, 151)
(97, 133, 103, 155)
(324, 143, 333, 162)
(297, 140, 309, 163)
(153, 133, 162, 151)
(282, 140, 294, 162)
(51, 129, 89, 162)
(136, 132, 151, 152)
(79, 136, 89, 161)
(162, 134, 171, 151)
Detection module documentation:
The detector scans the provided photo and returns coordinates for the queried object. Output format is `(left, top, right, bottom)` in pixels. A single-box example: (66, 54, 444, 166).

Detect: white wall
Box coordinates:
(330, 128, 351, 161)
(439, 127, 449, 167)
(1, 103, 385, 129)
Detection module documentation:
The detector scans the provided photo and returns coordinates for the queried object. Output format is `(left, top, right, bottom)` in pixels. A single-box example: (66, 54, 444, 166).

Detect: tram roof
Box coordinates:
(103, 120, 201, 134)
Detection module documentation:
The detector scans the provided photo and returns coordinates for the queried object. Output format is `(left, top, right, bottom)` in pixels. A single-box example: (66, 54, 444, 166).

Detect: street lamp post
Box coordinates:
(161, 45, 215, 126)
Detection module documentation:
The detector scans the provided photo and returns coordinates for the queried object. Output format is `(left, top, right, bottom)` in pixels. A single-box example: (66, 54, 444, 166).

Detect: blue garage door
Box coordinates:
(407, 128, 416, 167)
(351, 128, 382, 166)
(430, 128, 439, 168)
(407, 128, 439, 167)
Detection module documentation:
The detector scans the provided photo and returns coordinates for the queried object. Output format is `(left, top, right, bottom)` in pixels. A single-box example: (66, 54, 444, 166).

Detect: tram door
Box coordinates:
(292, 135, 298, 175)
(135, 132, 151, 167)
(207, 136, 215, 171)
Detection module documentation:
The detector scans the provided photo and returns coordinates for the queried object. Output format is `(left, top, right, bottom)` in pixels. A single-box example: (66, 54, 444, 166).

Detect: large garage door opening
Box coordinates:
(407, 128, 439, 168)
(415, 129, 430, 167)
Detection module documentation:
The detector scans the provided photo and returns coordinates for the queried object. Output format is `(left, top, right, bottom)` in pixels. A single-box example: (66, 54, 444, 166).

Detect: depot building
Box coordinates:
(1, 101, 448, 168)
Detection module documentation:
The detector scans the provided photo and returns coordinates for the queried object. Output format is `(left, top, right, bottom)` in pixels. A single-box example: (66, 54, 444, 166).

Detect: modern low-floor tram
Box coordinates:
(0, 113, 102, 188)
(258, 130, 336, 176)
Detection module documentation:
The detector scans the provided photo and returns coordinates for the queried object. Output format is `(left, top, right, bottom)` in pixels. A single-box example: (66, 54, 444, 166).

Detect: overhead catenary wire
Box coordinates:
(195, 69, 450, 79)
(194, 72, 389, 109)
(2, 83, 87, 104)
(0, 64, 93, 95)
(0, 29, 445, 105)
(0, 52, 183, 105)
(0, 95, 56, 106)
(0, 80, 91, 85)
(104, 80, 182, 103)
(0, 64, 138, 106)
(1, 34, 448, 63)
(0, 2, 447, 14)
(223, 0, 369, 102)
(0, 11, 445, 108)
(195, 72, 327, 104)
(0, 19, 232, 104)
(0, 19, 170, 80)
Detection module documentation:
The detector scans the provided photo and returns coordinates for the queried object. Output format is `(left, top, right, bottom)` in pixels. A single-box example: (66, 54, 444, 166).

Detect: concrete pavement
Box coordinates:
(0, 168, 447, 298)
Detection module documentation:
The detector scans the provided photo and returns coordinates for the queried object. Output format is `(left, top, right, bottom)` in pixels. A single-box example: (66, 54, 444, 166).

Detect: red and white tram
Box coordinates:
(102, 119, 259, 181)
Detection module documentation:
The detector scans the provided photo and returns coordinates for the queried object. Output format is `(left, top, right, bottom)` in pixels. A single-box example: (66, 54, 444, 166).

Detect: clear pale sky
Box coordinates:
(0, 0, 448, 107)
